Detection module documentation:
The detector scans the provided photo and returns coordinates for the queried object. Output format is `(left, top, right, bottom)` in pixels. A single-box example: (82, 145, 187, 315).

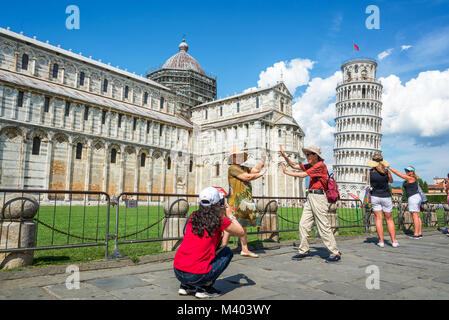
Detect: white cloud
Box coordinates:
(255, 58, 315, 95)
(292, 71, 343, 165)
(380, 68, 449, 137)
(377, 48, 394, 61)
(401, 45, 412, 51)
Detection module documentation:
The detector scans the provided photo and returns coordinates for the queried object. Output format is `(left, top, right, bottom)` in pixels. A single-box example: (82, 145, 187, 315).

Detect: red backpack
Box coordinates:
(326, 172, 340, 204)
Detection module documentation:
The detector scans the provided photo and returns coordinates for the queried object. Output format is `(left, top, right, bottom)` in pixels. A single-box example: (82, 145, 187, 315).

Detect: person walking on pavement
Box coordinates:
(280, 144, 341, 263)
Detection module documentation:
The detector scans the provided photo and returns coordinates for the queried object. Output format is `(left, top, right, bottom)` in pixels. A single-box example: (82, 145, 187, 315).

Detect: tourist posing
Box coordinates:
(388, 166, 423, 239)
(280, 145, 341, 263)
(222, 146, 268, 258)
(173, 187, 245, 299)
(366, 155, 399, 248)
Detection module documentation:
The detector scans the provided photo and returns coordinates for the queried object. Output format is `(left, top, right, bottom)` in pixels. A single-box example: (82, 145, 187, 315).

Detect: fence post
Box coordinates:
(162, 198, 189, 252)
(444, 204, 449, 226)
(328, 203, 339, 236)
(107, 196, 126, 260)
(0, 194, 39, 269)
(257, 199, 279, 242)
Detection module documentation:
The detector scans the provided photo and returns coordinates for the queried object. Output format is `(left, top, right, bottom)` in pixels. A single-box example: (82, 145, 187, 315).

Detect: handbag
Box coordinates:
(363, 170, 373, 209)
(417, 184, 428, 204)
(363, 187, 372, 209)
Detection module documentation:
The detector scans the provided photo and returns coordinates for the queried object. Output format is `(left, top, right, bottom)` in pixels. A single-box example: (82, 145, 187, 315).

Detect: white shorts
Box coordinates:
(408, 193, 422, 213)
(371, 196, 393, 213)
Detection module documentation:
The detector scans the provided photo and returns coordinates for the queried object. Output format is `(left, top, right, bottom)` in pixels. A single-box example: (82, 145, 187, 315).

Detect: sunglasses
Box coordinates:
(305, 152, 316, 157)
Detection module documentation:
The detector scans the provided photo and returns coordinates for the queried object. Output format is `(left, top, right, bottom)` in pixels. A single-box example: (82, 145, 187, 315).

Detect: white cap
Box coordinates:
(199, 187, 221, 207)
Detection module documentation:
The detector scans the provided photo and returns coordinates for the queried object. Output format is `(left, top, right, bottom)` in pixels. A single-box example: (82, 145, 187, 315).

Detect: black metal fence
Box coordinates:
(1, 189, 448, 265)
(0, 189, 111, 260)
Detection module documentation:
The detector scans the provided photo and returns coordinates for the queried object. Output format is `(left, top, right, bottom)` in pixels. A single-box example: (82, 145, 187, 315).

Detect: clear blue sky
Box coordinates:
(2, 0, 449, 182)
(3, 0, 447, 96)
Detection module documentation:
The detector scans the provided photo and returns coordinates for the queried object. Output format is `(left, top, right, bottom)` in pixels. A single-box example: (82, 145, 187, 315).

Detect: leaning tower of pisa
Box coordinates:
(334, 59, 383, 200)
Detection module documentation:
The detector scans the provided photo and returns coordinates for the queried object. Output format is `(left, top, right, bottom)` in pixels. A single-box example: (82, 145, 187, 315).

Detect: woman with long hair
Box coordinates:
(366, 154, 398, 248)
(388, 166, 423, 239)
(173, 187, 244, 299)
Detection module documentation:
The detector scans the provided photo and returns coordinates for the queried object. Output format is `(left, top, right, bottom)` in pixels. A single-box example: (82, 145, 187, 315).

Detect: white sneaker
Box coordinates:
(392, 242, 400, 248)
(376, 242, 385, 248)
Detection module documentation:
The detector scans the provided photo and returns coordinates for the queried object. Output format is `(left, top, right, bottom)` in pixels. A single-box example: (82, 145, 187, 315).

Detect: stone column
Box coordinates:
(84, 140, 92, 192)
(13, 52, 19, 71)
(134, 148, 140, 194)
(18, 135, 28, 189)
(44, 133, 54, 201)
(119, 146, 125, 195)
(103, 142, 110, 194)
(31, 58, 37, 76)
(65, 138, 74, 201)
(50, 98, 56, 127)
(148, 149, 154, 196)
(161, 152, 167, 200)
(60, 68, 65, 84)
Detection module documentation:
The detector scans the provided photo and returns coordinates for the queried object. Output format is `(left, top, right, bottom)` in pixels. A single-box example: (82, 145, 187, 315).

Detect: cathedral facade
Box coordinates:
(0, 27, 305, 199)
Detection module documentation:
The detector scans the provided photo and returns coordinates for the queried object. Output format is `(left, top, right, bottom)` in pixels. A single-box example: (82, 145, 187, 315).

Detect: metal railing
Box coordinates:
(0, 189, 111, 259)
(1, 189, 448, 265)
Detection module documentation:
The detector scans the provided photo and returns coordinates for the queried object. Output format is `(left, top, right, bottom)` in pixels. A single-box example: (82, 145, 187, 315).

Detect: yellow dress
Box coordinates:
(228, 165, 260, 228)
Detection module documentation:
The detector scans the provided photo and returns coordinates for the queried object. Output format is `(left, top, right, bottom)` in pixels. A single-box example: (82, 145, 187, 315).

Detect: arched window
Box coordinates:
(124, 86, 129, 99)
(215, 164, 220, 177)
(52, 63, 59, 79)
(144, 92, 149, 105)
(79, 72, 85, 86)
(103, 79, 109, 93)
(22, 54, 29, 70)
(111, 149, 117, 164)
(160, 97, 164, 110)
(32, 137, 41, 155)
(76, 143, 83, 160)
(167, 157, 171, 170)
(140, 153, 146, 167)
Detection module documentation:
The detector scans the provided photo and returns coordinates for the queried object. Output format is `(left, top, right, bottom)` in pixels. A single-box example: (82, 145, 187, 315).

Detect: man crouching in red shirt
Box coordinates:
(174, 187, 245, 298)
(280, 145, 341, 263)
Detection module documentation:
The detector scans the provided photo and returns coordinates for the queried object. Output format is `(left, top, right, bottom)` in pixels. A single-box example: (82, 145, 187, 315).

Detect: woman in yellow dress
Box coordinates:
(222, 146, 267, 258)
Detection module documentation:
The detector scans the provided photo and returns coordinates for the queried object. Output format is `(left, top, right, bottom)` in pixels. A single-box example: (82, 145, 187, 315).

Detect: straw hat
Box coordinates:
(367, 154, 389, 168)
(228, 146, 248, 165)
(229, 146, 246, 156)
(302, 145, 324, 161)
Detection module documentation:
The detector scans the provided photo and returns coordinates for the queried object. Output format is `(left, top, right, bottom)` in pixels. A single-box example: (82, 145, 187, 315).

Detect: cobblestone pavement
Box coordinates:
(0, 231, 448, 300)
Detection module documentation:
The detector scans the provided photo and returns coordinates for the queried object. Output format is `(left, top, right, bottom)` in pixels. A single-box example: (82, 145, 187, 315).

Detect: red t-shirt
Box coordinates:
(300, 161, 328, 190)
(174, 215, 231, 274)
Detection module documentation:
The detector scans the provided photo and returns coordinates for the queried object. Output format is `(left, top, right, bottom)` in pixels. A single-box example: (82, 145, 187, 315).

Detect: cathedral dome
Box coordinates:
(161, 39, 206, 75)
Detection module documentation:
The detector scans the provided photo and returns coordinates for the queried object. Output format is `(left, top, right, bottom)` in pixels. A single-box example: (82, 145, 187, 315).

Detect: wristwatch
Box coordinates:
(229, 216, 237, 221)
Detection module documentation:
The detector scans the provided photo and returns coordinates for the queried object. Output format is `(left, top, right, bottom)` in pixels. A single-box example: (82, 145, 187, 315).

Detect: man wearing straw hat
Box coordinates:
(280, 145, 341, 263)
(222, 146, 267, 258)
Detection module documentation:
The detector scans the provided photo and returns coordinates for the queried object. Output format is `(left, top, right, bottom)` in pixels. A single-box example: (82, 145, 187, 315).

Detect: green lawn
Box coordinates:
(2, 204, 446, 269)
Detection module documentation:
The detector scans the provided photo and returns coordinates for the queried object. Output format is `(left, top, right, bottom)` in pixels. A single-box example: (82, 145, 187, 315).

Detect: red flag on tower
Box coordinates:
(353, 43, 360, 51)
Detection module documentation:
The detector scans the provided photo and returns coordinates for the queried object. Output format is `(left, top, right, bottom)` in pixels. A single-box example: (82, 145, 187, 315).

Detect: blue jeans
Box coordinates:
(174, 246, 233, 289)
